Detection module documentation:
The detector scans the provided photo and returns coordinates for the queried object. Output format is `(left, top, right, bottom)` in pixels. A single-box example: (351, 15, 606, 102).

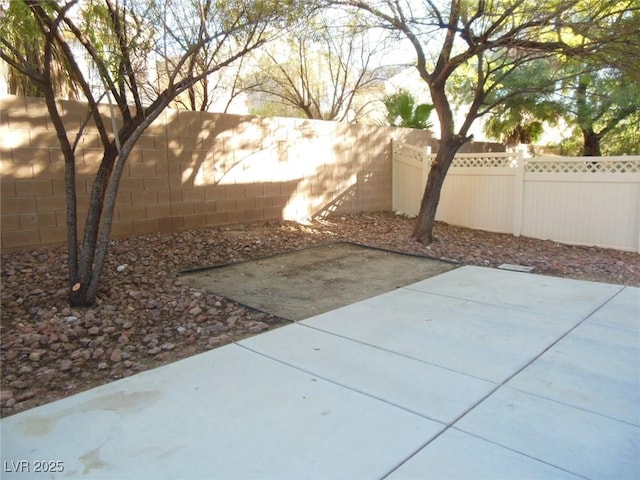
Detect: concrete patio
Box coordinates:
(1, 266, 638, 479)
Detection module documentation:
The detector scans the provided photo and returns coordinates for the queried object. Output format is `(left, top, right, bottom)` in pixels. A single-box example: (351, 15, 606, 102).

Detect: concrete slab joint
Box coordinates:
(1, 266, 637, 479)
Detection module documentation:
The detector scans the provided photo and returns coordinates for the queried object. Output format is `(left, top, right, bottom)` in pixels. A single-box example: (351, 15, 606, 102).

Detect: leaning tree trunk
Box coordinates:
(68, 145, 119, 307)
(412, 136, 466, 243)
(83, 138, 138, 305)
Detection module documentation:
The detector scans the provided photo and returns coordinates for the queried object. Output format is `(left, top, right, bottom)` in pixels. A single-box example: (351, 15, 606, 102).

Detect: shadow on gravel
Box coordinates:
(179, 242, 458, 321)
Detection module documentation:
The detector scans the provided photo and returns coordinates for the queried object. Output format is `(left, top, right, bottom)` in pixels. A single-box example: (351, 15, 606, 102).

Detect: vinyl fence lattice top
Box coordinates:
(525, 158, 640, 174)
(417, 151, 640, 174)
(448, 154, 520, 168)
(392, 141, 640, 252)
(392, 143, 424, 163)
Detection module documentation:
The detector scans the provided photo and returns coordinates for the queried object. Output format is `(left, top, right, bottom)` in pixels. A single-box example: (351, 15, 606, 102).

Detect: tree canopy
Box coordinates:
(0, 0, 79, 98)
(241, 10, 396, 122)
(334, 0, 640, 242)
(0, 0, 306, 306)
(477, 54, 640, 155)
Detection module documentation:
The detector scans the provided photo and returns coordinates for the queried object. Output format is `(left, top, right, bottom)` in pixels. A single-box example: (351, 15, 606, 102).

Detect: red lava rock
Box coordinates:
(16, 390, 36, 402)
(29, 351, 43, 362)
(59, 360, 73, 372)
(143, 334, 157, 344)
(2, 213, 638, 418)
(4, 350, 18, 361)
(9, 380, 27, 390)
(0, 390, 14, 401)
(248, 322, 269, 333)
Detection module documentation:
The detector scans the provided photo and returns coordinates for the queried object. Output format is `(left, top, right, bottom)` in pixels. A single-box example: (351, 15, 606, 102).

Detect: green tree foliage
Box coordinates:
(0, 1, 78, 97)
(335, 0, 640, 242)
(573, 2, 640, 83)
(481, 58, 640, 155)
(556, 110, 640, 156)
(383, 89, 434, 129)
(571, 68, 640, 155)
(478, 58, 563, 146)
(600, 111, 640, 156)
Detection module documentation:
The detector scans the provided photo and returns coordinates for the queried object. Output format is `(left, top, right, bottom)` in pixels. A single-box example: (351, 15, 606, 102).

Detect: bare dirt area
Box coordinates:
(2, 212, 639, 417)
(180, 242, 456, 320)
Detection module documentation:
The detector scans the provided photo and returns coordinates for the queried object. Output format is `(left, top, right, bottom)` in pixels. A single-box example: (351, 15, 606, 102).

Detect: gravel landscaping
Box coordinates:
(2, 212, 639, 417)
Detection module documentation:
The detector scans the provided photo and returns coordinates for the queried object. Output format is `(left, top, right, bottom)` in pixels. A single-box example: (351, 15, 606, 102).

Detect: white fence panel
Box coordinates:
(521, 158, 640, 252)
(436, 153, 523, 234)
(392, 144, 640, 252)
(437, 171, 516, 232)
(391, 140, 429, 216)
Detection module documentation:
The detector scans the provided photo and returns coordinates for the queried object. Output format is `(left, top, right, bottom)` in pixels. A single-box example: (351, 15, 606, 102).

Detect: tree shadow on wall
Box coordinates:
(172, 112, 320, 188)
(1, 94, 398, 249)
(161, 110, 329, 230)
(166, 111, 385, 223)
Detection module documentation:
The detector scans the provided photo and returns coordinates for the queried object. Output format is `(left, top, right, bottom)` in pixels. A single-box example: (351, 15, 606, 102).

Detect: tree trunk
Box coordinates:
(68, 145, 119, 306)
(576, 75, 602, 157)
(582, 128, 601, 156)
(68, 108, 166, 307)
(412, 136, 466, 243)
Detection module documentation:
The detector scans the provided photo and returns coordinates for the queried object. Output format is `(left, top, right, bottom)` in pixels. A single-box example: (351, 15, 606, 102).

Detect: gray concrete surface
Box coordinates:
(1, 266, 638, 479)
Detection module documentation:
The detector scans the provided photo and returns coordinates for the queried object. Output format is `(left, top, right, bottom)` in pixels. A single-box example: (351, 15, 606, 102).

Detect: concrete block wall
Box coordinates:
(0, 95, 431, 251)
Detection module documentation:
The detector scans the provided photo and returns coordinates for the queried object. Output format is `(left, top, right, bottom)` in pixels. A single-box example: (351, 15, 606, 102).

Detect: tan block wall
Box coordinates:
(1, 95, 432, 251)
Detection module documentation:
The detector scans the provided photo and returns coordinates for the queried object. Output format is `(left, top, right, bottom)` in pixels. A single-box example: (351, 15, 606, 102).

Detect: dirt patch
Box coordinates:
(180, 242, 457, 320)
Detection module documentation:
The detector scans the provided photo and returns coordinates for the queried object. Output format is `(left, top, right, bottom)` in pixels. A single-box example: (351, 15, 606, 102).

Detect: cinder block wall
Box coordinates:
(0, 95, 432, 251)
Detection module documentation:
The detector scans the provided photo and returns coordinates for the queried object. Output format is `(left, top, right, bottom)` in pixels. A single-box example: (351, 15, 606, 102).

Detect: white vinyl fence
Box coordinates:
(392, 140, 640, 252)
